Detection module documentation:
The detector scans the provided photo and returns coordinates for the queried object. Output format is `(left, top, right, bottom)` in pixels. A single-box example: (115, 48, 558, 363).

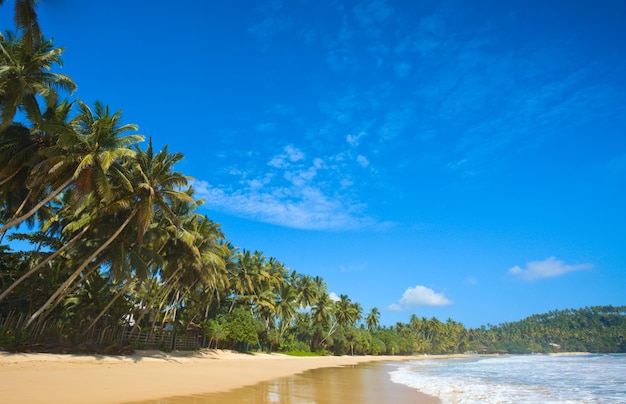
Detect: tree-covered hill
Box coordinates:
(469, 306, 626, 354)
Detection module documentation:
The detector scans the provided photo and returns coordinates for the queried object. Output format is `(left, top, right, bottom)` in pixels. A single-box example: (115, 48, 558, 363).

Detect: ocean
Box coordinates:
(389, 354, 626, 403)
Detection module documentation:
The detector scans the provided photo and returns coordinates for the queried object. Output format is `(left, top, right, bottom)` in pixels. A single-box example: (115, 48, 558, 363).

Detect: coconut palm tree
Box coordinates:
(0, 92, 73, 236)
(334, 294, 361, 328)
(0, 30, 75, 131)
(1, 101, 142, 310)
(0, 100, 141, 235)
(228, 250, 266, 313)
(24, 136, 199, 327)
(102, 142, 200, 331)
(366, 307, 380, 332)
(2, 0, 41, 54)
(294, 273, 318, 310)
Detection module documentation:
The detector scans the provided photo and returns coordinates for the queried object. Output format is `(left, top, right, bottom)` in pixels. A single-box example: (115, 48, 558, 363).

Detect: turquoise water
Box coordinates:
(389, 354, 626, 403)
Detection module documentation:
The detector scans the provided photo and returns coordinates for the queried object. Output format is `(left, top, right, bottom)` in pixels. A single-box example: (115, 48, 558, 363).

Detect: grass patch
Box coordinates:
(280, 350, 327, 357)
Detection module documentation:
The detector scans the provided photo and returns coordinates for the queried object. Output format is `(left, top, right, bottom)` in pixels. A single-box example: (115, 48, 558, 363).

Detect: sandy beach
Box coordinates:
(0, 350, 440, 403)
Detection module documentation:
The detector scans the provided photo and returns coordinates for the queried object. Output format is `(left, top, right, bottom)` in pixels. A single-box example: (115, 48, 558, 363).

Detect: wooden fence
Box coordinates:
(121, 328, 200, 351)
(0, 312, 201, 352)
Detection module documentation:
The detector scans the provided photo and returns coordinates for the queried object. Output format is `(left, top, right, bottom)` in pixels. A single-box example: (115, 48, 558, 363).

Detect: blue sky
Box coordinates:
(3, 0, 625, 328)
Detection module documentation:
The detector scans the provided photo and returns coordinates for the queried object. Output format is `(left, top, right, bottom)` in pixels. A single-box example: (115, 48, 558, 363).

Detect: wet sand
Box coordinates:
(129, 361, 439, 403)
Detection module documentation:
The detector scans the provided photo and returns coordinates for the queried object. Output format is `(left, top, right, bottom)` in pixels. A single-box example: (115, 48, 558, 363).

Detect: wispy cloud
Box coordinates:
(463, 276, 478, 286)
(248, 0, 292, 42)
(356, 155, 370, 168)
(193, 145, 382, 231)
(387, 285, 452, 311)
(353, 0, 394, 37)
(508, 257, 592, 282)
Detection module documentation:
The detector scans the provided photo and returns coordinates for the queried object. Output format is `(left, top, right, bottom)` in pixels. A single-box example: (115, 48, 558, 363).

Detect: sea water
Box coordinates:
(389, 354, 626, 403)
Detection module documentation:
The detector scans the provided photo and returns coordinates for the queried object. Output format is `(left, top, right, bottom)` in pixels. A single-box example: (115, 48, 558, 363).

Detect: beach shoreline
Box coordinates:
(0, 349, 453, 403)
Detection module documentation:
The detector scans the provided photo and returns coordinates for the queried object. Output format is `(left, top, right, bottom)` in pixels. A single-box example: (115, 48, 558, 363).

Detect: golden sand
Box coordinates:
(0, 350, 440, 403)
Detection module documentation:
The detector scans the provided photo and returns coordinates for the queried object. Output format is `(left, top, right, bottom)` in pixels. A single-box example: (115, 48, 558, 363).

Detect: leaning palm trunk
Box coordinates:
(0, 169, 23, 187)
(84, 244, 167, 334)
(9, 188, 33, 221)
(165, 287, 192, 327)
(319, 320, 338, 347)
(25, 210, 137, 328)
(150, 286, 174, 331)
(130, 268, 182, 335)
(84, 279, 134, 334)
(34, 261, 101, 326)
(0, 176, 74, 235)
(0, 225, 90, 303)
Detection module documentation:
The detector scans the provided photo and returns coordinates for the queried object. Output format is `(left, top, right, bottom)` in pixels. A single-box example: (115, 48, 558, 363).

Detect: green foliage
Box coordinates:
(223, 308, 259, 351)
(279, 334, 310, 353)
(470, 306, 626, 354)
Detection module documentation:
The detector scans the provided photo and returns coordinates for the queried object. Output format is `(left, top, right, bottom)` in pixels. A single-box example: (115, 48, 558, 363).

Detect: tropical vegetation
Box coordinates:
(1, 1, 624, 356)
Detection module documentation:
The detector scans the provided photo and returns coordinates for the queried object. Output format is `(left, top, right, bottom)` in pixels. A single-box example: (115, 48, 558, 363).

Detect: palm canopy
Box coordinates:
(2, 0, 41, 53)
(0, 100, 142, 234)
(0, 30, 75, 130)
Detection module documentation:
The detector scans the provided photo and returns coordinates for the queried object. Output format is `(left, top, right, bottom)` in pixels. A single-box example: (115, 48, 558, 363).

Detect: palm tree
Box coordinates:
(106, 142, 199, 331)
(1, 101, 142, 310)
(23, 135, 199, 328)
(275, 282, 298, 337)
(2, 0, 41, 54)
(295, 274, 318, 309)
(0, 30, 75, 131)
(311, 292, 336, 347)
(228, 250, 266, 313)
(366, 307, 380, 332)
(0, 88, 73, 238)
(0, 100, 141, 235)
(334, 294, 360, 328)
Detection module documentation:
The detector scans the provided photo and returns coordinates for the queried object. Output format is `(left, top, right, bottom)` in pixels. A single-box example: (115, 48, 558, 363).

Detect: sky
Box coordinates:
(2, 0, 625, 328)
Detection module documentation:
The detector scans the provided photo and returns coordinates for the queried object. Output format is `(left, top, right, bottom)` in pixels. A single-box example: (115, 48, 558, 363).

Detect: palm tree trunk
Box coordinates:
(0, 168, 24, 188)
(25, 209, 137, 328)
(84, 279, 134, 334)
(131, 268, 182, 335)
(320, 320, 338, 346)
(0, 176, 74, 235)
(0, 225, 90, 303)
(35, 262, 100, 326)
(86, 247, 166, 333)
(10, 188, 32, 220)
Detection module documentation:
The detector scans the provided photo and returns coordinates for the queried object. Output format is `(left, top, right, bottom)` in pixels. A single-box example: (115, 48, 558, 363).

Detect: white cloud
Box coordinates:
(387, 285, 452, 311)
(356, 155, 370, 168)
(192, 141, 389, 231)
(268, 145, 305, 168)
(193, 179, 375, 230)
(193, 171, 376, 230)
(508, 257, 592, 282)
(329, 292, 341, 302)
(346, 131, 366, 146)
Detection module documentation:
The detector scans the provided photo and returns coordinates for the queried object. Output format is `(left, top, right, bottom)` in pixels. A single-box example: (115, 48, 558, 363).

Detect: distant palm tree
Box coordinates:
(275, 282, 298, 336)
(366, 307, 380, 332)
(295, 274, 318, 309)
(334, 294, 360, 328)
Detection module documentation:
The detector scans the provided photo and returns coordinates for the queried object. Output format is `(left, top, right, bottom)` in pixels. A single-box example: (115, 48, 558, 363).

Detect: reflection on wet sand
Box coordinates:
(131, 361, 439, 404)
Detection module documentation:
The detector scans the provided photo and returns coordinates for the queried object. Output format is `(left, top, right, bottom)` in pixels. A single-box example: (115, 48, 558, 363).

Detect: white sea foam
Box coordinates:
(388, 354, 626, 403)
